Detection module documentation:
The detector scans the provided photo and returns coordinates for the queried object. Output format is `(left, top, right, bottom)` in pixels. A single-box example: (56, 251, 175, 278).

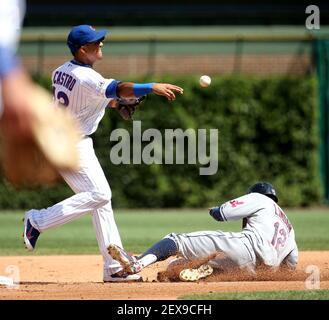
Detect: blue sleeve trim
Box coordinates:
(0, 47, 19, 78)
(133, 83, 154, 97)
(105, 80, 121, 98)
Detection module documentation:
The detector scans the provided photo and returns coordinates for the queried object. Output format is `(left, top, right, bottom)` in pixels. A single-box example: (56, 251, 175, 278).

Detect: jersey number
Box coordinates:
(271, 222, 287, 250)
(52, 87, 69, 107)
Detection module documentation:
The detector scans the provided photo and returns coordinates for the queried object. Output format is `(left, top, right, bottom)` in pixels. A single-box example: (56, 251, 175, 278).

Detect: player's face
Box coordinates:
(82, 40, 104, 63)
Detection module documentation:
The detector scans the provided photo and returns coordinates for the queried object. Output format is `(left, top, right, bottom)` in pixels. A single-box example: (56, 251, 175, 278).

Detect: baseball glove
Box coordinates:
(115, 95, 146, 120)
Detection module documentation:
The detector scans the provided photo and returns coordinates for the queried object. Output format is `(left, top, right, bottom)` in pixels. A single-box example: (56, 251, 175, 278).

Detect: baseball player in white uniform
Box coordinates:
(22, 25, 183, 282)
(109, 182, 299, 281)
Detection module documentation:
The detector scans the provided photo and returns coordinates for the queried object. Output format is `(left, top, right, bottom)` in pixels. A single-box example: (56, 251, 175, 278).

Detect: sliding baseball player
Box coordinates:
(109, 182, 298, 281)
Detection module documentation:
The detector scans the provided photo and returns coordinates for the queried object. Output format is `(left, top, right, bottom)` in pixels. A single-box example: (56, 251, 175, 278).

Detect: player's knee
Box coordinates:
(92, 191, 111, 207)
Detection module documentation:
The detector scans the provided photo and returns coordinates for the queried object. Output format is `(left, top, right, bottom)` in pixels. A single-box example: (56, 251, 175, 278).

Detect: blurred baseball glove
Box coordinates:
(0, 84, 81, 187)
(115, 95, 146, 120)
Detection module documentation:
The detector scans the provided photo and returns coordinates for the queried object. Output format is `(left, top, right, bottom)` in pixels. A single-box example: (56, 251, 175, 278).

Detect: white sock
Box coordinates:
(138, 254, 157, 268)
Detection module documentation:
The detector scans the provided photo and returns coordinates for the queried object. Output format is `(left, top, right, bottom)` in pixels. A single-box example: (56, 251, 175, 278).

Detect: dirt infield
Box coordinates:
(0, 251, 328, 300)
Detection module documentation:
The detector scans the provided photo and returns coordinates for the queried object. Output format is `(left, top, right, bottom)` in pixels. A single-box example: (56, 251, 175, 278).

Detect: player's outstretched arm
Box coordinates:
(111, 82, 183, 121)
(116, 82, 183, 101)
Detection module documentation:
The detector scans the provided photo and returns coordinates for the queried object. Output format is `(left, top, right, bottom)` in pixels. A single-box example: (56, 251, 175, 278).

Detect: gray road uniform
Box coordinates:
(167, 193, 298, 272)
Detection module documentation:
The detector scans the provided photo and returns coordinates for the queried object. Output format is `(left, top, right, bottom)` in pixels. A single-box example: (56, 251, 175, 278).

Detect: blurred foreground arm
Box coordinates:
(0, 69, 81, 187)
(0, 0, 81, 187)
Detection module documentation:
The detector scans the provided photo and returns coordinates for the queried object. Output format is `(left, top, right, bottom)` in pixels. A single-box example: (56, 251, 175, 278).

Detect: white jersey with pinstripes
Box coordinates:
(27, 60, 125, 278)
(52, 60, 116, 136)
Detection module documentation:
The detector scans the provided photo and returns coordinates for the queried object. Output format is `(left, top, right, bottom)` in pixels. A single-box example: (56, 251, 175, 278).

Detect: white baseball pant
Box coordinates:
(28, 136, 123, 275)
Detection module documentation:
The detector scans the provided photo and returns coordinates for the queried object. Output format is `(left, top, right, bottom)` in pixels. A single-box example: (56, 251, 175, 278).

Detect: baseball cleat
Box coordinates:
(179, 264, 213, 282)
(108, 244, 142, 274)
(23, 212, 40, 251)
(103, 271, 143, 283)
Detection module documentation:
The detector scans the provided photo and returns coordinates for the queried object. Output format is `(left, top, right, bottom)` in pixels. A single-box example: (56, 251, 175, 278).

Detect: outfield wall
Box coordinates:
(19, 26, 324, 77)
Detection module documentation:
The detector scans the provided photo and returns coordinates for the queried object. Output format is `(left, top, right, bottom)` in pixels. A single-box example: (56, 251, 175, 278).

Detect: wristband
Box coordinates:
(132, 83, 154, 97)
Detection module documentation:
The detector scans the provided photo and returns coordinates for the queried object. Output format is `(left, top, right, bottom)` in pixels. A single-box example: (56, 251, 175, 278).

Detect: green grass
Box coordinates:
(287, 210, 329, 250)
(179, 289, 329, 300)
(0, 209, 328, 255)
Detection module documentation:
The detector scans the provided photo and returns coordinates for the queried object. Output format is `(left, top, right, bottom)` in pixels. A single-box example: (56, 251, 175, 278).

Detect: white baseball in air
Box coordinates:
(199, 75, 211, 87)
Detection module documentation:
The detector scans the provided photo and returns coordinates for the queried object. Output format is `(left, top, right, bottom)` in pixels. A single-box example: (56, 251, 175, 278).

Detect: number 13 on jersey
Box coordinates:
(271, 222, 287, 251)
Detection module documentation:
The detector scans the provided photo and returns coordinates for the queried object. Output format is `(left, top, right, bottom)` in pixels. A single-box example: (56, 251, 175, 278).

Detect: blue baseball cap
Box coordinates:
(67, 25, 108, 55)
